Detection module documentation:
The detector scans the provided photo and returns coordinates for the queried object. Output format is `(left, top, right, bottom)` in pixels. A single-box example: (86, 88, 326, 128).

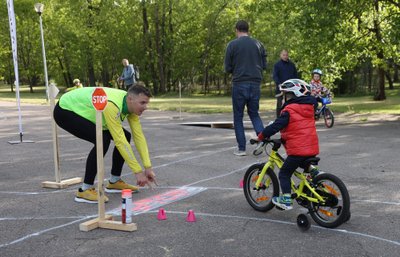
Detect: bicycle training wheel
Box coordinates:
(324, 108, 334, 128)
(308, 173, 350, 228)
(243, 163, 279, 212)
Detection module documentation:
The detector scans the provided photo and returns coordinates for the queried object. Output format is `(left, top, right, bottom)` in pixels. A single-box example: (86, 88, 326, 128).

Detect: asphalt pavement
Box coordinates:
(0, 101, 399, 257)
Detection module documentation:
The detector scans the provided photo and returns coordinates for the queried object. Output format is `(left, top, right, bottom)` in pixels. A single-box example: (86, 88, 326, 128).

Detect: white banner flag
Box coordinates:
(7, 0, 23, 137)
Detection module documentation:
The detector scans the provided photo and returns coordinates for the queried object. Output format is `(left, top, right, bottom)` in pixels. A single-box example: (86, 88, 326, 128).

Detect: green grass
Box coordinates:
(0, 85, 57, 105)
(1, 83, 400, 114)
(151, 87, 400, 114)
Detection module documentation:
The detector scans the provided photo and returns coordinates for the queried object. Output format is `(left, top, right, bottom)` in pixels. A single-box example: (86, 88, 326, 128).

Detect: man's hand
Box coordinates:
(135, 172, 149, 187)
(144, 167, 156, 184)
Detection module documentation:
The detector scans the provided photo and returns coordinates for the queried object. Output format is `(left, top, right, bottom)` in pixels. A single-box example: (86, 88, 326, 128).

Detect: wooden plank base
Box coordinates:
(79, 215, 137, 232)
(41, 177, 83, 189)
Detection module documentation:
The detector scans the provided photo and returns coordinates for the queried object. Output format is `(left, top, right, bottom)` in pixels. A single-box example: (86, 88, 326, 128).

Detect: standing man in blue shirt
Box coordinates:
(119, 59, 136, 90)
(273, 49, 298, 117)
(224, 20, 267, 156)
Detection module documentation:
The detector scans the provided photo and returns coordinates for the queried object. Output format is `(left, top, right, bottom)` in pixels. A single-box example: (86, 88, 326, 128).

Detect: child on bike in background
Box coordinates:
(257, 79, 319, 210)
(310, 69, 331, 107)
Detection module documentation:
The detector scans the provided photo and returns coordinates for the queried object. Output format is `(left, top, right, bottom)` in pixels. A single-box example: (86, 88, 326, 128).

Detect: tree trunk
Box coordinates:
(374, 67, 386, 100)
(385, 70, 393, 90)
(154, 1, 166, 93)
(394, 63, 399, 82)
(57, 56, 69, 87)
(141, 0, 159, 94)
(87, 51, 96, 87)
(86, 0, 96, 87)
(372, 0, 386, 100)
(101, 61, 110, 87)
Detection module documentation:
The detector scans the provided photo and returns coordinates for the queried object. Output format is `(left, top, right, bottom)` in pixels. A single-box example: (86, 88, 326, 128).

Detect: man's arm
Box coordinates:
(272, 62, 280, 85)
(127, 114, 152, 169)
(102, 103, 143, 173)
(260, 43, 267, 70)
(293, 62, 299, 79)
(224, 42, 233, 74)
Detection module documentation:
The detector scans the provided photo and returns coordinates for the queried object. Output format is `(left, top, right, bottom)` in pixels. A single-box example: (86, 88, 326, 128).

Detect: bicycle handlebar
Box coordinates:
(250, 138, 281, 145)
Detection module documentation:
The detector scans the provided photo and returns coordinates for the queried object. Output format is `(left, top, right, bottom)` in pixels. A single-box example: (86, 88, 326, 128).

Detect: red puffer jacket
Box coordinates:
(280, 103, 319, 156)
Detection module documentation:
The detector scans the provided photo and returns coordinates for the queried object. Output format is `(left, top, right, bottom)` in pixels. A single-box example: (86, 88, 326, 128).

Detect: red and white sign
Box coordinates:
(92, 88, 108, 111)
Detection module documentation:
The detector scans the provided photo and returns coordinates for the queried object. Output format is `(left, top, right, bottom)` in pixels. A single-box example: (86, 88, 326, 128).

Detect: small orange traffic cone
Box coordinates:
(157, 208, 167, 220)
(186, 210, 196, 222)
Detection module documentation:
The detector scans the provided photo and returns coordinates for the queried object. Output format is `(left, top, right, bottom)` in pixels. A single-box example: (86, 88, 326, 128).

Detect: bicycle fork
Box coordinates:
(254, 162, 273, 190)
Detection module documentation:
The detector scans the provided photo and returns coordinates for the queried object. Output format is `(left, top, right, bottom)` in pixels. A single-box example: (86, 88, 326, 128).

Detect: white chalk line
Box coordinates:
(0, 185, 207, 249)
(0, 146, 237, 196)
(0, 217, 90, 249)
(1, 145, 400, 248)
(146, 210, 400, 247)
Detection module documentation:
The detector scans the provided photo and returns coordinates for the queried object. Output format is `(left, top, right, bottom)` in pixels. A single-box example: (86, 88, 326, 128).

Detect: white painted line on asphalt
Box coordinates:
(183, 164, 251, 187)
(0, 186, 207, 249)
(147, 210, 400, 247)
(352, 199, 400, 206)
(0, 217, 91, 249)
(0, 146, 236, 196)
(0, 216, 88, 221)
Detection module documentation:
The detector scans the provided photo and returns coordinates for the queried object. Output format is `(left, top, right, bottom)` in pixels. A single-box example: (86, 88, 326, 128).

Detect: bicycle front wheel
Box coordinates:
(308, 173, 350, 228)
(243, 163, 279, 212)
(324, 108, 334, 128)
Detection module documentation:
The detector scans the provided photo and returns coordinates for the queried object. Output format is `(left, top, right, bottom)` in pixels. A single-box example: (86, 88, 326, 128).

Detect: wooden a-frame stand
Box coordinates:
(41, 84, 82, 189)
(79, 102, 137, 232)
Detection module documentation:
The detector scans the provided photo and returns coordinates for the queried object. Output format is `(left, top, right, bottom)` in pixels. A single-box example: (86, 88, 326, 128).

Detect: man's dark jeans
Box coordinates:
(232, 83, 264, 151)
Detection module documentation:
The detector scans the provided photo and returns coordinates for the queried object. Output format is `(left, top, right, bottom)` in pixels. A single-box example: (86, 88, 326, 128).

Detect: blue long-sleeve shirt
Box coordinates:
(272, 59, 298, 93)
(224, 36, 267, 84)
(121, 64, 135, 86)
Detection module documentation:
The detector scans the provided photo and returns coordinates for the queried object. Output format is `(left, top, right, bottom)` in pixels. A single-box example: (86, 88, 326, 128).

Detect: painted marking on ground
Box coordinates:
(0, 146, 236, 196)
(110, 186, 206, 215)
(0, 186, 206, 249)
(148, 210, 400, 247)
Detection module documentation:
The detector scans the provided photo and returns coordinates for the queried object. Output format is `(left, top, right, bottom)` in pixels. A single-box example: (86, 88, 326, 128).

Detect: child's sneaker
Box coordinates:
(105, 179, 139, 193)
(75, 188, 109, 204)
(272, 194, 293, 210)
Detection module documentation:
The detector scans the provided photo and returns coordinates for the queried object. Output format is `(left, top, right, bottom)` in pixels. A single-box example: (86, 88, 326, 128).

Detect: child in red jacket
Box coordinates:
(258, 79, 319, 210)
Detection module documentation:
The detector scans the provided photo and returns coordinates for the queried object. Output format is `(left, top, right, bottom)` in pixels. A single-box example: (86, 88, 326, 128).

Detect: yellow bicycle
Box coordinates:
(243, 139, 350, 229)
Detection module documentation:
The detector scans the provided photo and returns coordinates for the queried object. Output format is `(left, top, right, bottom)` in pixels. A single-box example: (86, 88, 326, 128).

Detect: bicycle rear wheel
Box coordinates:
(324, 108, 334, 128)
(308, 173, 350, 228)
(243, 163, 279, 212)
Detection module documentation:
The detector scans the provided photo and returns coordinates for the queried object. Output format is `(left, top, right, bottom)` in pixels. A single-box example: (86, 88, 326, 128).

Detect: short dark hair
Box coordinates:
(127, 82, 152, 97)
(235, 20, 249, 33)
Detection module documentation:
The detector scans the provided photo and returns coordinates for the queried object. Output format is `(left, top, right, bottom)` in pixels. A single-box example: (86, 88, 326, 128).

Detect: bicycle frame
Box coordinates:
(254, 147, 326, 204)
(315, 97, 332, 117)
(315, 103, 327, 116)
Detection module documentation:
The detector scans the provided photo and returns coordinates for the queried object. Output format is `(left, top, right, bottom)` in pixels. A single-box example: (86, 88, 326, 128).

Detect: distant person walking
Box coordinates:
(119, 59, 136, 90)
(65, 78, 83, 92)
(224, 20, 267, 156)
(273, 50, 298, 117)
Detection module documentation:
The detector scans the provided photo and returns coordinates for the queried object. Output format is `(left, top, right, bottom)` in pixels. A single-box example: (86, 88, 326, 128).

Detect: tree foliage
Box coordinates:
(0, 0, 399, 100)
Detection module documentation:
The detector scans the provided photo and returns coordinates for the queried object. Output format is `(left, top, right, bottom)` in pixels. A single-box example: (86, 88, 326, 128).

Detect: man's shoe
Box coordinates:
(105, 179, 139, 193)
(272, 194, 293, 210)
(233, 149, 246, 156)
(74, 188, 109, 204)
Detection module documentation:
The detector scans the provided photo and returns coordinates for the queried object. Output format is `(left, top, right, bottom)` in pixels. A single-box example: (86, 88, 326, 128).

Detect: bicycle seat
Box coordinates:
(304, 157, 320, 166)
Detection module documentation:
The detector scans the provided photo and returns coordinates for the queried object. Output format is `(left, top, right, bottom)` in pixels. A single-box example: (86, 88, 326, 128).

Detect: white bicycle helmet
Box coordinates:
(312, 69, 323, 76)
(278, 79, 310, 97)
